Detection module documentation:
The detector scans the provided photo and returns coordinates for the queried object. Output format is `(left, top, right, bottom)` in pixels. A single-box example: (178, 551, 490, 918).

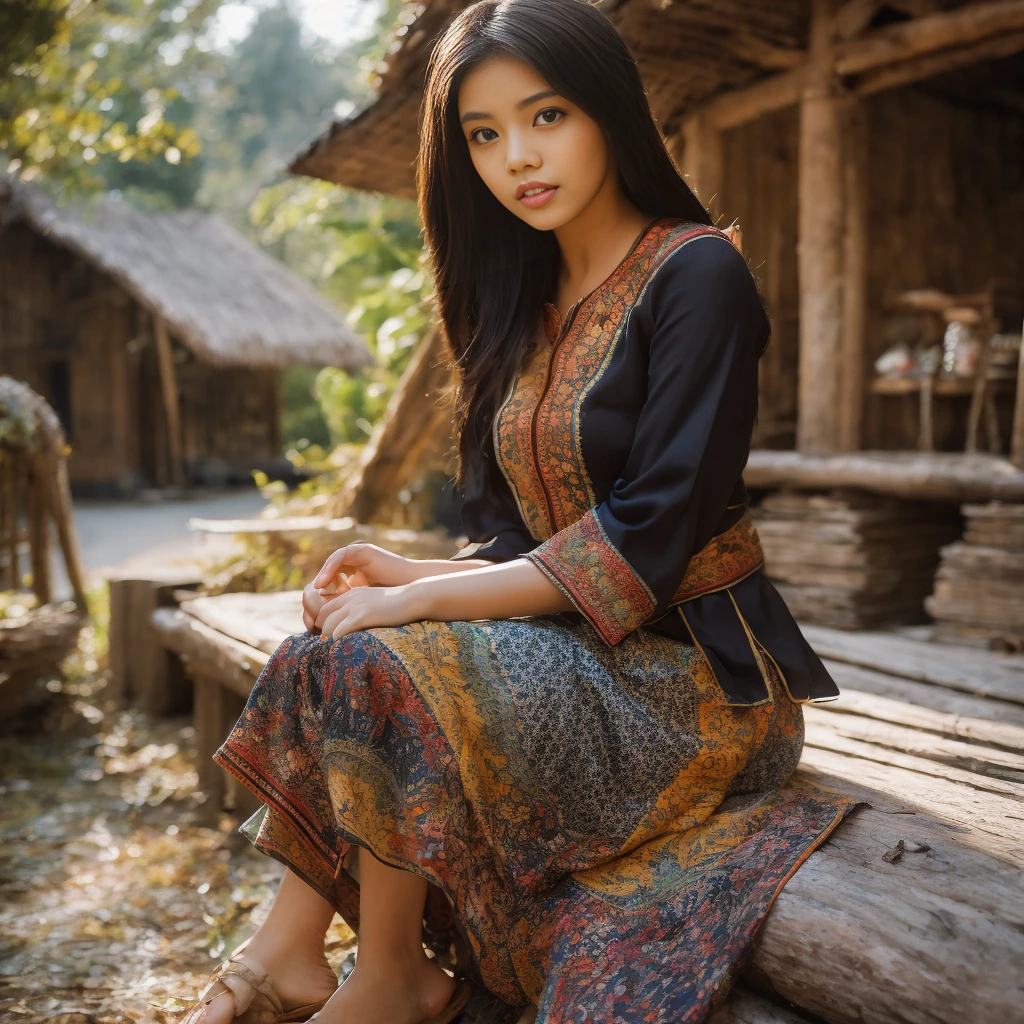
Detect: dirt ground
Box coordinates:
(0, 652, 357, 1024)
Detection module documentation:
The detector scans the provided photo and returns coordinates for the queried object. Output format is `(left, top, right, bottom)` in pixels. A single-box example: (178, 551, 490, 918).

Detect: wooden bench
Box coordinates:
(151, 592, 1024, 1024)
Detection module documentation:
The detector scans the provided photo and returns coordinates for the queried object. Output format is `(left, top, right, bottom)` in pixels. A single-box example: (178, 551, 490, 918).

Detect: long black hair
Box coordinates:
(417, 0, 712, 485)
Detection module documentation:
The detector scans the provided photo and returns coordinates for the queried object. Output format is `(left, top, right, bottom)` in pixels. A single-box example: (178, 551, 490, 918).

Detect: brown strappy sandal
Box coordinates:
(179, 953, 332, 1024)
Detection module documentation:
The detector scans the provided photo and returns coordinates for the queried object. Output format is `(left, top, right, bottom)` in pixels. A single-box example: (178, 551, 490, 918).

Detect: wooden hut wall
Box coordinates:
(862, 84, 1024, 451)
(177, 361, 280, 478)
(0, 226, 139, 487)
(719, 107, 802, 450)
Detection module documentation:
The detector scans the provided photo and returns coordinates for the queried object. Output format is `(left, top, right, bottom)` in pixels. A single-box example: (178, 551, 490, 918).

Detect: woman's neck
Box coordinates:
(553, 183, 652, 315)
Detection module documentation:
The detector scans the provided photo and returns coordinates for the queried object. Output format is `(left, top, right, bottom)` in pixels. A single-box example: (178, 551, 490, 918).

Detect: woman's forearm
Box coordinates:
(402, 556, 499, 581)
(403, 557, 575, 622)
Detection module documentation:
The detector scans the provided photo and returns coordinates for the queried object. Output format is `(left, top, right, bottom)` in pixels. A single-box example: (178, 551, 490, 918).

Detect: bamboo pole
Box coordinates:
(153, 313, 184, 487)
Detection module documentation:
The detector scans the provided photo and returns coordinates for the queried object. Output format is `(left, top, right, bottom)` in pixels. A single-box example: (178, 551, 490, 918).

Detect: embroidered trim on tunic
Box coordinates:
(494, 219, 726, 541)
(527, 508, 765, 647)
(526, 507, 655, 644)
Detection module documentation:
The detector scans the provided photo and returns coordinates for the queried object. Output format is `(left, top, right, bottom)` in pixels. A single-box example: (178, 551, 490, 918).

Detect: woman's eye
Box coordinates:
(469, 127, 498, 144)
(535, 107, 564, 126)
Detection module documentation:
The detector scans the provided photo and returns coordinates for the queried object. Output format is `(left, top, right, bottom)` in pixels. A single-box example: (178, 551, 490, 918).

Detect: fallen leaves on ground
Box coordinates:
(0, 671, 356, 1023)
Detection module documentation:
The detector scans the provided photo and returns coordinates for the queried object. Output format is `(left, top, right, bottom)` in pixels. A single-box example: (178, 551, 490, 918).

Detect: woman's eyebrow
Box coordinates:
(459, 89, 560, 124)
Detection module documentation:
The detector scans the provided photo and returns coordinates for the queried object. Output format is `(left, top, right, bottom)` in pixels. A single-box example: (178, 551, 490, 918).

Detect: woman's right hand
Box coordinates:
(301, 543, 416, 631)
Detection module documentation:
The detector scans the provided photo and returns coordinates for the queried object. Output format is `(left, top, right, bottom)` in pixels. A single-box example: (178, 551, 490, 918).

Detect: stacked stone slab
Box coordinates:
(753, 489, 961, 630)
(926, 502, 1024, 651)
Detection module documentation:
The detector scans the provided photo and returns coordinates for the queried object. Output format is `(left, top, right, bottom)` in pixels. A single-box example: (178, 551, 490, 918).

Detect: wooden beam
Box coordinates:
(853, 29, 1024, 96)
(724, 34, 806, 71)
(834, 0, 882, 40)
(153, 314, 184, 488)
(699, 0, 1024, 132)
(680, 111, 725, 223)
(835, 0, 1024, 76)
(705, 68, 806, 131)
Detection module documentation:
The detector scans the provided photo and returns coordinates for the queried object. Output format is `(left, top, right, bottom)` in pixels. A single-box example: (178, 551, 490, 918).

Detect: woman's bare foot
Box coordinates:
(310, 947, 455, 1024)
(188, 936, 338, 1024)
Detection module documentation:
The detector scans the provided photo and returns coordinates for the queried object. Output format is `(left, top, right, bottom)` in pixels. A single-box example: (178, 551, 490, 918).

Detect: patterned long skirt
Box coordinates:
(214, 611, 860, 1023)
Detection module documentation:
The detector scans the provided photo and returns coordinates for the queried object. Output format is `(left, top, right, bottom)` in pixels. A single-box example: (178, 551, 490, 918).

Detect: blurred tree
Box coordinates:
(0, 0, 221, 194)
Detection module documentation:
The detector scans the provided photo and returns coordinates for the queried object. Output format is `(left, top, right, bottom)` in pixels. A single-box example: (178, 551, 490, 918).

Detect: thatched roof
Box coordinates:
(0, 178, 372, 371)
(289, 0, 810, 197)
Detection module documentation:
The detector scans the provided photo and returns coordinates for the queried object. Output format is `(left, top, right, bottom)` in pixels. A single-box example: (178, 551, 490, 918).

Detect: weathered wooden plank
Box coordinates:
(802, 624, 1024, 704)
(151, 606, 268, 699)
(819, 680, 1024, 748)
(178, 592, 304, 657)
(822, 659, 1024, 726)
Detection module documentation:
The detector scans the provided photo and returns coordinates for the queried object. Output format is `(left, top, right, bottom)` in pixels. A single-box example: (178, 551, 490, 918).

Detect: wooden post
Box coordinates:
(153, 314, 184, 487)
(797, 0, 868, 453)
(1012, 320, 1024, 469)
(681, 111, 725, 224)
(840, 99, 869, 451)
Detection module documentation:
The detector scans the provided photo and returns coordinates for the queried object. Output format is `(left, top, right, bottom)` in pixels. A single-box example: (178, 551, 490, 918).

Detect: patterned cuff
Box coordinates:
(524, 508, 655, 645)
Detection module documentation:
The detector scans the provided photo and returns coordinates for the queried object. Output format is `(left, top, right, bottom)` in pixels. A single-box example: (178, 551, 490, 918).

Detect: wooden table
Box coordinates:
(151, 592, 1024, 1024)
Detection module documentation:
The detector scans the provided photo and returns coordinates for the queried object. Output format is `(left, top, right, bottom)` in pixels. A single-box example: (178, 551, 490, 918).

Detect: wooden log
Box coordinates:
(743, 450, 1024, 502)
(801, 623, 1024, 704)
(335, 326, 454, 524)
(834, 0, 1024, 76)
(153, 314, 184, 488)
(757, 762, 1024, 1023)
(834, 0, 883, 39)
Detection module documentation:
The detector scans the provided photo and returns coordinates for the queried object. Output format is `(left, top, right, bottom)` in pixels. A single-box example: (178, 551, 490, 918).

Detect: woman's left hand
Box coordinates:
(315, 583, 425, 639)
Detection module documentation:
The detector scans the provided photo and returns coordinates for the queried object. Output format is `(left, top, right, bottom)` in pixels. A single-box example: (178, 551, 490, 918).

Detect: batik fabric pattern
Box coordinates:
(216, 614, 859, 1022)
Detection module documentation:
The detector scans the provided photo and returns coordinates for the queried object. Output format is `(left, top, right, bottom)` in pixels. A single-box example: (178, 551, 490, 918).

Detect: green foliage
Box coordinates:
(1, 0, 221, 193)
(251, 179, 432, 447)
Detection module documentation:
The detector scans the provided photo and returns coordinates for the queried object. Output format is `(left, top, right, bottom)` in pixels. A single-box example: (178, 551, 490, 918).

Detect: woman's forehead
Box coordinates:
(458, 55, 555, 112)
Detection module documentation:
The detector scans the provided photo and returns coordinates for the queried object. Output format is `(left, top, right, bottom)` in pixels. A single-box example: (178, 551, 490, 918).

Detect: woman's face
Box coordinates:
(457, 54, 614, 232)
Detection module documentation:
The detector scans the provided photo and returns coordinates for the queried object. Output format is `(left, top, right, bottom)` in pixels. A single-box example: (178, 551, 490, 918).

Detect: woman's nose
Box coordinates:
(504, 133, 540, 175)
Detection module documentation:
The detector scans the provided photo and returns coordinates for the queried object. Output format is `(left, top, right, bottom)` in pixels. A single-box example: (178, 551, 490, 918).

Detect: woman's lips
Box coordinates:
(520, 186, 558, 209)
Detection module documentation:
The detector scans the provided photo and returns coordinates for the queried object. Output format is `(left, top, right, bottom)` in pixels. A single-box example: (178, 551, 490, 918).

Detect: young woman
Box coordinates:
(181, 2, 861, 1022)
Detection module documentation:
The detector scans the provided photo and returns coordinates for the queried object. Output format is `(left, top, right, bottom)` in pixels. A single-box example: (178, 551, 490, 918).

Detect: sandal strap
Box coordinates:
(194, 956, 284, 1018)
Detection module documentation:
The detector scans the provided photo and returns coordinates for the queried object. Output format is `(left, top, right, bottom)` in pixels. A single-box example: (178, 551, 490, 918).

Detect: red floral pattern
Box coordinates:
(216, 617, 862, 1020)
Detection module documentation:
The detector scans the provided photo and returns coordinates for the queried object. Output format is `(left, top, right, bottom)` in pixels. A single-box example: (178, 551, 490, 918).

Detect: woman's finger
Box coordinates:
(319, 606, 349, 639)
(314, 546, 362, 589)
(314, 591, 352, 630)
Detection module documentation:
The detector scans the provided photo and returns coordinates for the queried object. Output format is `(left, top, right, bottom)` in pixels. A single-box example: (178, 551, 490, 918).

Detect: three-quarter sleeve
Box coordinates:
(524, 234, 769, 645)
(450, 438, 538, 563)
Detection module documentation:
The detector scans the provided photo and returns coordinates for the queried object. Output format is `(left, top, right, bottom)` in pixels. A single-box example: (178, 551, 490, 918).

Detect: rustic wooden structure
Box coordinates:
(149, 587, 1024, 1023)
(926, 501, 1024, 649)
(0, 379, 87, 714)
(0, 178, 371, 494)
(753, 489, 961, 628)
(286, 0, 1024, 521)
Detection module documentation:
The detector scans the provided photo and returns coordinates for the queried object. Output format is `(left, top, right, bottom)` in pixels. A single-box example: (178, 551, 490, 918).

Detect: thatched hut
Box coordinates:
(290, 0, 1024, 518)
(0, 178, 371, 494)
